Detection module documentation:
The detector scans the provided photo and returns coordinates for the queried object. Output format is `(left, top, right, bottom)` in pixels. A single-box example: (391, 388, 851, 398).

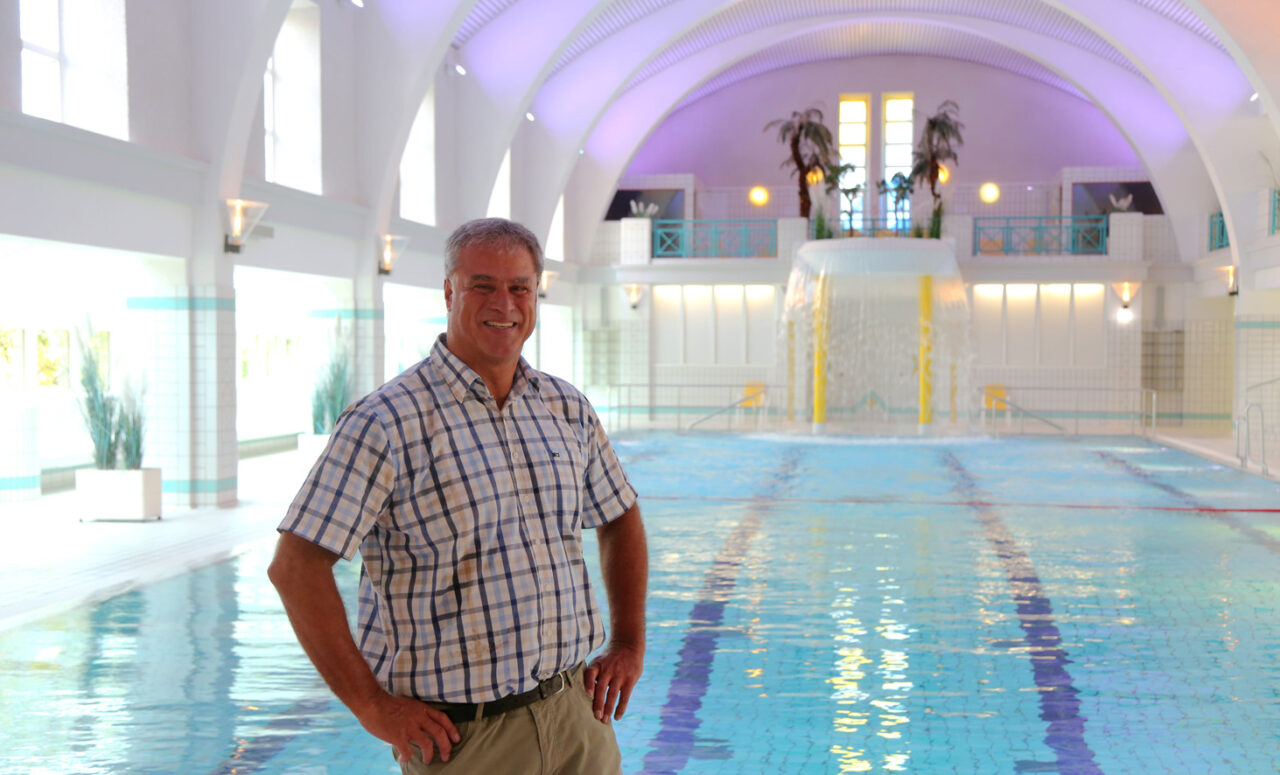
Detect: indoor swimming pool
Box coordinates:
(1, 434, 1277, 774)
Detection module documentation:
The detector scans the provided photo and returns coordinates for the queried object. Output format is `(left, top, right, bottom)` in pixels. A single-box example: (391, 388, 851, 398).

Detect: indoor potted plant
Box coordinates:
(75, 331, 160, 521)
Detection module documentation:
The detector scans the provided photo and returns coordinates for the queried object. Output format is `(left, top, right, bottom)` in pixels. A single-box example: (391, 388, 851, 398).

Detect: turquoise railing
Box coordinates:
(1209, 211, 1229, 251)
(972, 215, 1108, 255)
(1271, 190, 1279, 235)
(811, 217, 918, 239)
(652, 219, 777, 258)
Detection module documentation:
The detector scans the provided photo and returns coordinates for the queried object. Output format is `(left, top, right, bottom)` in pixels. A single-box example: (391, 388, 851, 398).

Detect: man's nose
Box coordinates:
(489, 286, 517, 309)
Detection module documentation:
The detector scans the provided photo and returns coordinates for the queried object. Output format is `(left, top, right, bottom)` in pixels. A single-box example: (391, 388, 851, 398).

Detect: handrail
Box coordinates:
(1236, 403, 1269, 476)
(972, 215, 1108, 256)
(1209, 210, 1229, 251)
(979, 388, 1067, 434)
(682, 387, 766, 433)
(652, 219, 777, 258)
(1245, 375, 1280, 394)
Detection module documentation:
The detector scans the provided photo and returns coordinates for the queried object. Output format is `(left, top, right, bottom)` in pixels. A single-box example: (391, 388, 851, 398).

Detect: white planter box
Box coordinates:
(76, 468, 162, 522)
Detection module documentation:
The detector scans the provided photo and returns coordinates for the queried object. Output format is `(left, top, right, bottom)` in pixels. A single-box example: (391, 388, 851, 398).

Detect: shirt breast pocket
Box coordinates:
(523, 443, 582, 535)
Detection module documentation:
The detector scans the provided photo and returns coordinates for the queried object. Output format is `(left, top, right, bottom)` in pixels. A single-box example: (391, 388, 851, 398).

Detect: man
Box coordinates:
(269, 218, 647, 773)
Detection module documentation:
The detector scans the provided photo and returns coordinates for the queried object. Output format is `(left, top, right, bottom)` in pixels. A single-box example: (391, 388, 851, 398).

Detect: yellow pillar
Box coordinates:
(786, 319, 795, 422)
(949, 363, 957, 423)
(813, 273, 830, 431)
(918, 274, 933, 429)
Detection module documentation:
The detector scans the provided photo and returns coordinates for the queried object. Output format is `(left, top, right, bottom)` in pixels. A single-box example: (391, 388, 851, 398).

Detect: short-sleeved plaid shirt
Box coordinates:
(280, 336, 637, 703)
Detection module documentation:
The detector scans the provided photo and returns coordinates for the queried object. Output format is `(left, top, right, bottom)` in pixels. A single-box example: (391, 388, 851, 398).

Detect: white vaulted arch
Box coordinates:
(560, 12, 1215, 266)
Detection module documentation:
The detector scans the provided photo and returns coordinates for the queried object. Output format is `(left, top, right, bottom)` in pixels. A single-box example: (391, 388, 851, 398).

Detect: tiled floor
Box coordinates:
(0, 427, 1271, 634)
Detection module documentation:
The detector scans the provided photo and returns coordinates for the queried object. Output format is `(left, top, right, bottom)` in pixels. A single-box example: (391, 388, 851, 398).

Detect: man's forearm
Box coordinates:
(268, 534, 385, 714)
(597, 503, 648, 648)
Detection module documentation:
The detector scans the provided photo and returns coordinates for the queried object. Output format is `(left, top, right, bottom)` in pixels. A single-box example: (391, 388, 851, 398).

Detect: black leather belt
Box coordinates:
(431, 666, 575, 725)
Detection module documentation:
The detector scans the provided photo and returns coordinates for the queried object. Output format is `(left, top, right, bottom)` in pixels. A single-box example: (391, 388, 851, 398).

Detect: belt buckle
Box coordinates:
(537, 671, 567, 700)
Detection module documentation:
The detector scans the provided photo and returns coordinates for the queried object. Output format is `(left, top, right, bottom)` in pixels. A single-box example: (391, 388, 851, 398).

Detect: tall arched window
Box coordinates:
(882, 93, 914, 230)
(264, 0, 322, 194)
(399, 88, 436, 225)
(20, 0, 128, 140)
(486, 149, 512, 220)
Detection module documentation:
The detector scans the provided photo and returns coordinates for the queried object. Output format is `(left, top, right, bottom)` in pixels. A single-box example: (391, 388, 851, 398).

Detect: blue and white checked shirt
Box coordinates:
(280, 336, 637, 703)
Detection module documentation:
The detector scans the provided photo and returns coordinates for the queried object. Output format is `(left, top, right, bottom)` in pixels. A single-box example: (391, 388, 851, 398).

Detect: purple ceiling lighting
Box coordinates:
(676, 21, 1091, 107)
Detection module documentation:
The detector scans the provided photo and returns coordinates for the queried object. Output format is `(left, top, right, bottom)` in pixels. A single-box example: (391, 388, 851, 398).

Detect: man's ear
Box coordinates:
(443, 277, 453, 310)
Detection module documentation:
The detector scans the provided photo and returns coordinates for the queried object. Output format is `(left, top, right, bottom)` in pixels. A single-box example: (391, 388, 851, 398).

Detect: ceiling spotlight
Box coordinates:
(349, 0, 364, 7)
(454, 63, 467, 76)
(525, 112, 535, 122)
(1250, 92, 1260, 102)
(578, 148, 585, 155)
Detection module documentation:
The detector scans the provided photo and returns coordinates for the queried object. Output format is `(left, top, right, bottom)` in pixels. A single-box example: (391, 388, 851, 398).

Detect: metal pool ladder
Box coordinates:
(1235, 403, 1269, 476)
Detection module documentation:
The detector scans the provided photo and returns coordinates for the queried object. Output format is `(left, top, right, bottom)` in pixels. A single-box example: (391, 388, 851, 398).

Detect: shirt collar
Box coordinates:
(429, 334, 541, 406)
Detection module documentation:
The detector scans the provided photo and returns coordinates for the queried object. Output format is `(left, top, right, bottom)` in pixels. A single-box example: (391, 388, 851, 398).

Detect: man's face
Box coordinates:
(443, 242, 538, 377)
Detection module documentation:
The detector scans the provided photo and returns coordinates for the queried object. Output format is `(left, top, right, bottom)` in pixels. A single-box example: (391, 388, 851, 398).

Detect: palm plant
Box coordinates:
(909, 100, 964, 238)
(877, 172, 914, 230)
(822, 161, 861, 234)
(764, 106, 837, 219)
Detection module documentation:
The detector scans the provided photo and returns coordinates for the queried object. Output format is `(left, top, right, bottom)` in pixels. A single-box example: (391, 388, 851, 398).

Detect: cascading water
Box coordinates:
(779, 238, 977, 434)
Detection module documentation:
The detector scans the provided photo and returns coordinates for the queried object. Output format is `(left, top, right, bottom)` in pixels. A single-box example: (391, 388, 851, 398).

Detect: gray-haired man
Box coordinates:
(269, 218, 648, 773)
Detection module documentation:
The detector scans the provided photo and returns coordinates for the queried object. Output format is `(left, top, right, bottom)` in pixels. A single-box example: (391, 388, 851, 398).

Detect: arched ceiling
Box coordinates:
(673, 22, 1091, 107)
(513, 0, 1227, 83)
(459, 0, 1228, 116)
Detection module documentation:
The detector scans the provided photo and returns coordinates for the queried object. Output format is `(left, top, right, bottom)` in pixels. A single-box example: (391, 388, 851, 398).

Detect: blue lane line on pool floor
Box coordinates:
(639, 449, 801, 775)
(207, 692, 332, 775)
(943, 451, 1104, 775)
(1096, 450, 1280, 554)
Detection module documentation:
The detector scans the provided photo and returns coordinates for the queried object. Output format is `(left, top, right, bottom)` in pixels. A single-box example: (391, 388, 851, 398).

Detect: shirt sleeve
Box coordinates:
(278, 404, 396, 560)
(579, 403, 638, 530)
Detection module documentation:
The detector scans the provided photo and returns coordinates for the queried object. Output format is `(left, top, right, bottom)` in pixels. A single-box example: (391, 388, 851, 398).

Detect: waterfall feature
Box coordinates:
(780, 238, 976, 434)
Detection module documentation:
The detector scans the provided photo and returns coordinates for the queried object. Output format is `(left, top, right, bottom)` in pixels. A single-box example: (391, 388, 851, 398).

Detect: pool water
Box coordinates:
(1, 434, 1277, 774)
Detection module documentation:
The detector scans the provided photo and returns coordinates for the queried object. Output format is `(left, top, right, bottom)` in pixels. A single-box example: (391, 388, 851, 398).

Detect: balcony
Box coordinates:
(652, 219, 777, 258)
(972, 215, 1108, 256)
(1209, 210, 1229, 251)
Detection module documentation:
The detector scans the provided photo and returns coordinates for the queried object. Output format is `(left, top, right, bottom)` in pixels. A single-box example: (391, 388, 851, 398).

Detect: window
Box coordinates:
(36, 329, 69, 388)
(486, 149, 512, 220)
(399, 88, 437, 225)
(20, 0, 128, 139)
(837, 95, 868, 233)
(883, 94, 914, 230)
(0, 329, 24, 390)
(264, 1, 323, 194)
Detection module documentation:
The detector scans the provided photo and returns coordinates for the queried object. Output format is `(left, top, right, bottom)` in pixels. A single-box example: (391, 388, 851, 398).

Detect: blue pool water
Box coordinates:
(2, 434, 1278, 774)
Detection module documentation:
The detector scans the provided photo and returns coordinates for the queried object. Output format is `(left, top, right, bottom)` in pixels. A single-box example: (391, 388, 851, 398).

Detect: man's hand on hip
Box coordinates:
(583, 643, 644, 723)
(356, 691, 461, 765)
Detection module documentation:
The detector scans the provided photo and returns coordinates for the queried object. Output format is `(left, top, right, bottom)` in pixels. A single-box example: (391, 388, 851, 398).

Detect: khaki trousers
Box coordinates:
(398, 666, 622, 775)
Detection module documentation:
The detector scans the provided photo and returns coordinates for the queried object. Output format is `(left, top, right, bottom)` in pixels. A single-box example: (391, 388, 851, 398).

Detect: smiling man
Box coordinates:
(269, 218, 648, 774)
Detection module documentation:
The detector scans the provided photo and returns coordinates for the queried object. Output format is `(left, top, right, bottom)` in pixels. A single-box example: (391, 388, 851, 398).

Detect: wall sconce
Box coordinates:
(748, 186, 770, 207)
(224, 199, 269, 253)
(1220, 265, 1239, 295)
(625, 283, 645, 309)
(378, 234, 409, 275)
(979, 183, 1000, 204)
(538, 270, 559, 298)
(937, 163, 950, 185)
(805, 167, 824, 186)
(1111, 281, 1139, 324)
